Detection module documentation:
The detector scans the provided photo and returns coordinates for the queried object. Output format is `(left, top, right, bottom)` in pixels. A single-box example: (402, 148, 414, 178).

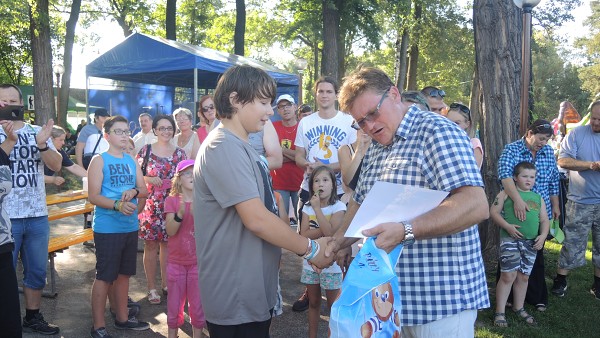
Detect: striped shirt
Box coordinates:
(354, 106, 490, 326)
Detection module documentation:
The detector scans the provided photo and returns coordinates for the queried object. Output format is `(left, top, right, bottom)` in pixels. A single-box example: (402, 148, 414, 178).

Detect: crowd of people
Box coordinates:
(0, 63, 599, 338)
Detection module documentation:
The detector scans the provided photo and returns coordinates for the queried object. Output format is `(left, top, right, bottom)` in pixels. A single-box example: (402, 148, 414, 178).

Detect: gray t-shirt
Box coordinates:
(559, 124, 600, 204)
(194, 127, 280, 325)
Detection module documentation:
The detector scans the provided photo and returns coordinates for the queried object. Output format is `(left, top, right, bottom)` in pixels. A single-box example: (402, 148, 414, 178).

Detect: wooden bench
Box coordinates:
(48, 202, 94, 221)
(45, 228, 94, 297)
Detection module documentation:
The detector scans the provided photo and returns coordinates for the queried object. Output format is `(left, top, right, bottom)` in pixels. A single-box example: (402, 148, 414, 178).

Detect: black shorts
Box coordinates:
(206, 314, 272, 338)
(94, 231, 138, 282)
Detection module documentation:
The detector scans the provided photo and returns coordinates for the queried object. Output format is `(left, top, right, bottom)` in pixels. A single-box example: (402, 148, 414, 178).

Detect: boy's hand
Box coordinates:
(119, 201, 137, 216)
(533, 234, 545, 250)
(506, 224, 523, 239)
(121, 188, 137, 202)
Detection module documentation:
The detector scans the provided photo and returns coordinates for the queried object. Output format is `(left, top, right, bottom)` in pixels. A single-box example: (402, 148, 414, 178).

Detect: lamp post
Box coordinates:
(53, 64, 65, 126)
(514, 0, 542, 137)
(294, 58, 308, 106)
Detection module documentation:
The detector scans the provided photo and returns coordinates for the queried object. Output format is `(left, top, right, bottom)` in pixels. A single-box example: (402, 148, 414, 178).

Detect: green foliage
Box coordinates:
(0, 0, 33, 84)
(575, 1, 600, 99)
(532, 31, 590, 120)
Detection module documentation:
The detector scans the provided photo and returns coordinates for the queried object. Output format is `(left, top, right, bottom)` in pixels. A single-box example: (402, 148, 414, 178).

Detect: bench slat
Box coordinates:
(48, 228, 94, 253)
(48, 203, 94, 221)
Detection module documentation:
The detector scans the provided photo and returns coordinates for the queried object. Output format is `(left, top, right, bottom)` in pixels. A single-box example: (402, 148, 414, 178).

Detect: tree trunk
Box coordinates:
(234, 0, 246, 56)
(59, 0, 82, 128)
(321, 0, 340, 80)
(29, 0, 55, 124)
(406, 2, 422, 90)
(313, 43, 319, 81)
(469, 67, 481, 139)
(395, 28, 409, 90)
(166, 0, 177, 40)
(473, 0, 522, 265)
(109, 0, 134, 36)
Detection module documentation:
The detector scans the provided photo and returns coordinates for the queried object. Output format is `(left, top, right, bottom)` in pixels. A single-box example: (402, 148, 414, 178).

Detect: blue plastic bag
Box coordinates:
(330, 237, 403, 338)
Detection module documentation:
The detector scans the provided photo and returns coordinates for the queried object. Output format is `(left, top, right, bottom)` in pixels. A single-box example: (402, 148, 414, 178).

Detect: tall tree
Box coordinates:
(321, 0, 341, 80)
(0, 0, 31, 85)
(29, 0, 55, 124)
(165, 0, 177, 40)
(57, 0, 82, 128)
(473, 0, 523, 263)
(406, 1, 422, 90)
(234, 0, 246, 55)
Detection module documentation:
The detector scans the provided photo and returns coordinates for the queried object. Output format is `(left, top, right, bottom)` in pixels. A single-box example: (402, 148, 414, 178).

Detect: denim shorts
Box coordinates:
(11, 216, 50, 290)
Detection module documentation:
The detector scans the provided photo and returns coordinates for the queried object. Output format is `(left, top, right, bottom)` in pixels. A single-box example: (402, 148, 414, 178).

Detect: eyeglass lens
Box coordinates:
(202, 105, 215, 112)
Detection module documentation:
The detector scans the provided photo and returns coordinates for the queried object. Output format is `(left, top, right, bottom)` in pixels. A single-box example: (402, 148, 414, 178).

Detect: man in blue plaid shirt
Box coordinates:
(327, 67, 490, 337)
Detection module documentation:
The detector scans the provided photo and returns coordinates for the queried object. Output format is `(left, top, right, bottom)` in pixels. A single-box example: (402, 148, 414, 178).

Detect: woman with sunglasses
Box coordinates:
(173, 108, 201, 160)
(497, 119, 560, 313)
(196, 95, 217, 144)
(137, 114, 187, 305)
(446, 103, 483, 169)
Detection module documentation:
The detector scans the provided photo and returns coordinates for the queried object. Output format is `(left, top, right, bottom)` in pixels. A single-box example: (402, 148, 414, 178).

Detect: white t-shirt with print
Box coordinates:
(0, 123, 56, 218)
(301, 200, 346, 273)
(294, 111, 356, 194)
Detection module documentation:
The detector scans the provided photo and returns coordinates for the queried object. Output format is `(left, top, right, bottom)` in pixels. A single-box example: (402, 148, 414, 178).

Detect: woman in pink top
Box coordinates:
(446, 102, 484, 169)
(164, 159, 206, 338)
(196, 95, 217, 144)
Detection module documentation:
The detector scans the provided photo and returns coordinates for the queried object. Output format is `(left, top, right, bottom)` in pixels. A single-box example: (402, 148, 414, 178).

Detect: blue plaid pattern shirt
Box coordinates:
(498, 139, 559, 217)
(354, 106, 490, 326)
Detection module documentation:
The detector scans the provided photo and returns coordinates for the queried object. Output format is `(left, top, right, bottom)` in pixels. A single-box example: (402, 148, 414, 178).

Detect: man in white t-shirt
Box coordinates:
(292, 76, 356, 311)
(132, 113, 157, 155)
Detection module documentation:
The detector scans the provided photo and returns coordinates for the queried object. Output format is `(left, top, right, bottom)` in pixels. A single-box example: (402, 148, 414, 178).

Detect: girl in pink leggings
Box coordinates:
(165, 159, 206, 337)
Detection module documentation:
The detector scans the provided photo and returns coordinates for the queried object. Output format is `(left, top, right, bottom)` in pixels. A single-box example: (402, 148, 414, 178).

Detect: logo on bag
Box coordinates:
(361, 282, 401, 338)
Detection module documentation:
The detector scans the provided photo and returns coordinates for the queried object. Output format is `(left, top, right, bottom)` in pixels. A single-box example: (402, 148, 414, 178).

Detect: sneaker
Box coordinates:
(110, 305, 140, 319)
(551, 278, 568, 297)
(290, 218, 297, 226)
(292, 289, 309, 312)
(591, 286, 600, 300)
(114, 316, 150, 331)
(128, 296, 141, 311)
(90, 327, 113, 338)
(22, 313, 60, 335)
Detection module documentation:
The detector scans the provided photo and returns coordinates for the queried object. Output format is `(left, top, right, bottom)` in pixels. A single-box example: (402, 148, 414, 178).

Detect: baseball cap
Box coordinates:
(94, 108, 110, 117)
(276, 94, 295, 105)
(176, 159, 195, 174)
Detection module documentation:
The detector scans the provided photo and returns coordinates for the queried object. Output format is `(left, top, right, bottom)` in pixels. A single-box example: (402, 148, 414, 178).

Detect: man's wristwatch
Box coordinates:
(400, 221, 415, 246)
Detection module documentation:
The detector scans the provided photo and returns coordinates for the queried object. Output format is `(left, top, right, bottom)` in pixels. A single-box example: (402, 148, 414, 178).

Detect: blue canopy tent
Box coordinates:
(85, 32, 299, 116)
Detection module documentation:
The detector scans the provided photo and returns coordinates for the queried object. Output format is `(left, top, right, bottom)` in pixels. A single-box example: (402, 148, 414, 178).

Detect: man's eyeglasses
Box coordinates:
(277, 103, 293, 110)
(352, 87, 391, 130)
(156, 127, 174, 133)
(427, 89, 446, 99)
(449, 103, 471, 122)
(201, 105, 215, 113)
(110, 129, 131, 136)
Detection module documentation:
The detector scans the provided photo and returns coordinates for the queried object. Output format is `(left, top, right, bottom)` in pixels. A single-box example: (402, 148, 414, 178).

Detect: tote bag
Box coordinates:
(330, 237, 403, 338)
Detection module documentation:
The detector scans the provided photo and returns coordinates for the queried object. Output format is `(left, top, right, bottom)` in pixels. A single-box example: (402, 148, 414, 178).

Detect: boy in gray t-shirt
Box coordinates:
(193, 65, 329, 337)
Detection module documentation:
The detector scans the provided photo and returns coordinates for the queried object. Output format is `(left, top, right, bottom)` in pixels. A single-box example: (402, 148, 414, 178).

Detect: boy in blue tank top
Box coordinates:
(87, 115, 149, 338)
(490, 161, 549, 328)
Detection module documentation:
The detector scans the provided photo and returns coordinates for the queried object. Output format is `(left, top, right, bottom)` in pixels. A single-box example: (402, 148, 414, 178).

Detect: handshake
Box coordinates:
(304, 237, 353, 273)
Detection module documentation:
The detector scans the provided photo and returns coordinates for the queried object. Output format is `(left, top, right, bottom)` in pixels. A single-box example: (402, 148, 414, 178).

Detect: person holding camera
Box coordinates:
(76, 108, 110, 169)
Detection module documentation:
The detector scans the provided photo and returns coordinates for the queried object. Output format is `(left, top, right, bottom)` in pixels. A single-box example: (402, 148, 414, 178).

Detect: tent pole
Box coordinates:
(193, 68, 198, 125)
(85, 76, 89, 123)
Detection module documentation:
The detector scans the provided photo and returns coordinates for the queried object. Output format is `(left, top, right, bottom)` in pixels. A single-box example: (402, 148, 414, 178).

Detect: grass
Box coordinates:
(475, 237, 598, 338)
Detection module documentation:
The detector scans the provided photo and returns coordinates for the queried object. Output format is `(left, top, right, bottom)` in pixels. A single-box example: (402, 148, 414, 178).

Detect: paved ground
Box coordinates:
(18, 208, 330, 338)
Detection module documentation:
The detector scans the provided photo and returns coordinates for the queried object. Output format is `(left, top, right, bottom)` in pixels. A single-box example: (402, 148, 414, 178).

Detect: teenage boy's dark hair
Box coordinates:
(513, 161, 536, 177)
(103, 115, 128, 134)
(314, 76, 339, 94)
(214, 65, 277, 120)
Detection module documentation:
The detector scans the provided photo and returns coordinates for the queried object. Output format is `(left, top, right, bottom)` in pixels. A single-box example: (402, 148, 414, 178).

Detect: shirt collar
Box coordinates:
(395, 105, 421, 141)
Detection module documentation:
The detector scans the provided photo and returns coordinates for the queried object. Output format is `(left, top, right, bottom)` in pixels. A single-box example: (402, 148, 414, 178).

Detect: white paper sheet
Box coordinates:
(345, 181, 449, 238)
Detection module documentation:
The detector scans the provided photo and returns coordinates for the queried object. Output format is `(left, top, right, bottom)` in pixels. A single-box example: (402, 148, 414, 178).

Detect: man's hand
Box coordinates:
(35, 119, 54, 146)
(591, 161, 600, 171)
(362, 222, 405, 253)
(308, 237, 336, 270)
(512, 198, 529, 222)
(0, 120, 17, 142)
(505, 224, 523, 239)
(336, 246, 353, 273)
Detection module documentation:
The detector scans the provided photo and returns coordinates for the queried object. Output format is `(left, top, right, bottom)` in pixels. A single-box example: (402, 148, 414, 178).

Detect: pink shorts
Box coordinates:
(167, 262, 206, 329)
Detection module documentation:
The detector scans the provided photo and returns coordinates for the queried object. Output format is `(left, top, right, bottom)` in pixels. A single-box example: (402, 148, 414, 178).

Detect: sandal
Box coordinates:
(514, 307, 537, 326)
(535, 304, 547, 312)
(148, 289, 161, 305)
(493, 313, 508, 327)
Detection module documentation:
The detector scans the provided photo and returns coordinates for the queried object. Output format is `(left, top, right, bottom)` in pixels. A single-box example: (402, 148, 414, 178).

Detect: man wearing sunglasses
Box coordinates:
(421, 86, 447, 114)
(326, 68, 489, 337)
